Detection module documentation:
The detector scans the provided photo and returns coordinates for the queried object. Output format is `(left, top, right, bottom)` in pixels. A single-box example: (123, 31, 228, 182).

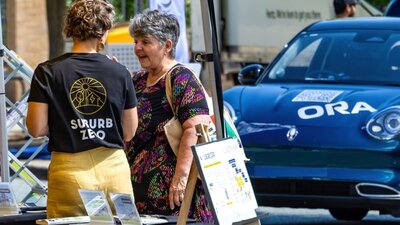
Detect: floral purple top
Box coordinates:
(126, 65, 214, 223)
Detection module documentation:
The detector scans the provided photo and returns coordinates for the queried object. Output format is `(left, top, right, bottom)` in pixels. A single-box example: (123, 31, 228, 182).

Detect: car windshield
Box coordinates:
(263, 30, 400, 85)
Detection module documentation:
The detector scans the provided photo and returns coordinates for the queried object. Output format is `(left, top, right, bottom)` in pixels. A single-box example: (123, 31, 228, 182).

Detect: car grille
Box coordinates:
(252, 178, 359, 196)
(251, 178, 400, 209)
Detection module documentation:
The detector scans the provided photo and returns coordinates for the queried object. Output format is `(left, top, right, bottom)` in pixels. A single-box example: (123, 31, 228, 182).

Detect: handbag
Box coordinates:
(163, 65, 213, 156)
(163, 65, 244, 160)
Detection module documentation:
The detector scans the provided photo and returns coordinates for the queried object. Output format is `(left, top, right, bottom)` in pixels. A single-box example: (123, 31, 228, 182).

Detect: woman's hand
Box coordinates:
(106, 55, 119, 62)
(169, 173, 188, 210)
(168, 114, 210, 210)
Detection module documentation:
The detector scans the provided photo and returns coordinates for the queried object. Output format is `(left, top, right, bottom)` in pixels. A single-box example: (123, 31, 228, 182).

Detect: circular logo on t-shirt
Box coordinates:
(69, 77, 107, 115)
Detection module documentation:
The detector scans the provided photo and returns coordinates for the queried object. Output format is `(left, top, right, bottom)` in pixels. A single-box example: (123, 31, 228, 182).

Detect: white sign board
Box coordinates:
(192, 138, 258, 225)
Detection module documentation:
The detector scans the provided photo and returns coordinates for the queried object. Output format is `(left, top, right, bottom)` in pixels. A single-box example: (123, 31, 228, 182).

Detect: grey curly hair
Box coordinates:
(129, 9, 180, 59)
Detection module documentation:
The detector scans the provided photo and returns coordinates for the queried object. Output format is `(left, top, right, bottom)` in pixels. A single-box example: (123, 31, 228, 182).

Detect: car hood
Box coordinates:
(224, 83, 400, 150)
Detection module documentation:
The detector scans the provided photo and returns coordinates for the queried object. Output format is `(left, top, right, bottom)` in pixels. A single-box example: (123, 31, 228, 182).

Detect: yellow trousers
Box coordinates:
(46, 147, 133, 218)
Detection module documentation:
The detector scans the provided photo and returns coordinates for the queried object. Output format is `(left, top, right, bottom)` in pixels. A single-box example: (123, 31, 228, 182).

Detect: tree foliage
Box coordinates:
(368, 0, 390, 11)
(109, 0, 148, 22)
(47, 0, 66, 59)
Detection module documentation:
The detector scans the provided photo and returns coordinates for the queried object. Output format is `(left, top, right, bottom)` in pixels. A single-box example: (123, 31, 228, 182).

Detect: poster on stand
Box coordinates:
(192, 138, 258, 225)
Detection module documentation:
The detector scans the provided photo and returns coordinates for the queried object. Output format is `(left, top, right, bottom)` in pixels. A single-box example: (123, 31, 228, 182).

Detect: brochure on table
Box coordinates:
(109, 192, 141, 225)
(0, 182, 20, 216)
(36, 190, 169, 225)
(192, 138, 258, 225)
(78, 189, 114, 224)
(36, 216, 91, 225)
(109, 192, 169, 225)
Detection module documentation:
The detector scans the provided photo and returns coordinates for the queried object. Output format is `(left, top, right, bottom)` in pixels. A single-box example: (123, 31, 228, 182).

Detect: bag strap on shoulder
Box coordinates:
(165, 64, 180, 116)
(165, 64, 209, 117)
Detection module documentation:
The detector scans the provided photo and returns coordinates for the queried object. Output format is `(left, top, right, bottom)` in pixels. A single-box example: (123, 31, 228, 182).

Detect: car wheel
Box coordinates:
(329, 208, 368, 221)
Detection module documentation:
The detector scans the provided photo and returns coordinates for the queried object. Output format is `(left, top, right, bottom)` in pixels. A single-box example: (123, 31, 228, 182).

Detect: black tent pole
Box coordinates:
(198, 0, 225, 139)
(208, 0, 225, 139)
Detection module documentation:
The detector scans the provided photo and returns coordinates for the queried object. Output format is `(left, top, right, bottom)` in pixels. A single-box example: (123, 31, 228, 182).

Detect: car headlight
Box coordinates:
(366, 106, 400, 140)
(223, 101, 238, 123)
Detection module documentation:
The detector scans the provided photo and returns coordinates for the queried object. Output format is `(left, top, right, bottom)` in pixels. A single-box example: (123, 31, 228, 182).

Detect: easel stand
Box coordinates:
(177, 124, 209, 225)
(177, 124, 261, 225)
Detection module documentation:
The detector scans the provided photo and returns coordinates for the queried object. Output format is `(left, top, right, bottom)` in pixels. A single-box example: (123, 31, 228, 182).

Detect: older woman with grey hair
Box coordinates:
(126, 9, 214, 223)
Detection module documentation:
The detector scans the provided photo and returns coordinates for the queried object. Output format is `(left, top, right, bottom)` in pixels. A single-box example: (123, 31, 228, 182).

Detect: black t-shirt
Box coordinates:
(28, 53, 137, 153)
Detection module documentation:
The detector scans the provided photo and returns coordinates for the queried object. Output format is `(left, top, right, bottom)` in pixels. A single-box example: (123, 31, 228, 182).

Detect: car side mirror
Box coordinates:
(238, 64, 264, 85)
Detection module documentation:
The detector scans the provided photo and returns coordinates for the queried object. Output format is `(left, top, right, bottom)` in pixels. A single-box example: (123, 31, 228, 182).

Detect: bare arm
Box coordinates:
(26, 102, 49, 137)
(122, 107, 138, 142)
(168, 114, 210, 210)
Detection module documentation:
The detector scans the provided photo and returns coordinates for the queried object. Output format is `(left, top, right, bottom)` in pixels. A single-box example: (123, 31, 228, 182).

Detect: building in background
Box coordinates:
(2, 0, 49, 103)
(5, 0, 49, 69)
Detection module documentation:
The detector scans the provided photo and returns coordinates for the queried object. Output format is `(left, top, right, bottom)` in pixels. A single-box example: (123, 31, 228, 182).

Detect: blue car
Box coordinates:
(223, 17, 400, 221)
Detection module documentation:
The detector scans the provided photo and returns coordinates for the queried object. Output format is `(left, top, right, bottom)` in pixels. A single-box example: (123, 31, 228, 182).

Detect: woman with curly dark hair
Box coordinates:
(26, 0, 138, 218)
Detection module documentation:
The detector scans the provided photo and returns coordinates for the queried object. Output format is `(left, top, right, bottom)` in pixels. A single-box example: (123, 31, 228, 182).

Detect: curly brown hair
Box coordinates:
(64, 0, 115, 41)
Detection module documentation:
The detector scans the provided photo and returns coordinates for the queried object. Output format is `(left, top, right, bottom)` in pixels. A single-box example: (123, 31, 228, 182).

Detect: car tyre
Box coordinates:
(329, 208, 368, 221)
